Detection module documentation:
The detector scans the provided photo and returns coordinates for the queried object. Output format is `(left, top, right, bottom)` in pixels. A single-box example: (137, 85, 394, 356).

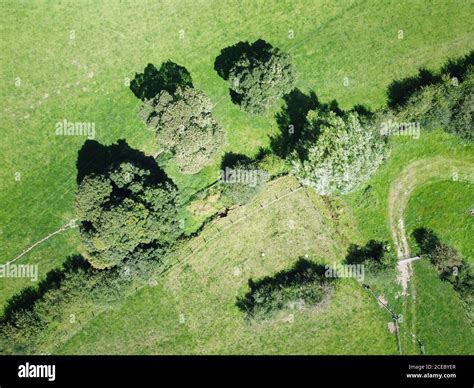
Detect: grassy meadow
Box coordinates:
(0, 0, 473, 354)
(57, 176, 396, 354)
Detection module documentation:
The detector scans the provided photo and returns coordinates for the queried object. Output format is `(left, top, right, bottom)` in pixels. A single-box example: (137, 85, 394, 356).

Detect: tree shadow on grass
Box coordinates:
(386, 50, 474, 110)
(441, 49, 474, 82)
(270, 89, 319, 158)
(411, 227, 441, 255)
(220, 152, 253, 170)
(0, 255, 89, 323)
(270, 88, 350, 159)
(387, 67, 441, 109)
(214, 39, 275, 81)
(130, 61, 193, 101)
(344, 240, 385, 265)
(214, 41, 251, 80)
(214, 39, 277, 109)
(236, 258, 334, 319)
(76, 139, 168, 185)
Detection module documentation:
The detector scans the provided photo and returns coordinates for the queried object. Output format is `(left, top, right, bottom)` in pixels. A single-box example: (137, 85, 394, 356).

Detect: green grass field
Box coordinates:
(57, 176, 396, 354)
(405, 181, 474, 261)
(411, 260, 473, 355)
(1, 0, 473, 354)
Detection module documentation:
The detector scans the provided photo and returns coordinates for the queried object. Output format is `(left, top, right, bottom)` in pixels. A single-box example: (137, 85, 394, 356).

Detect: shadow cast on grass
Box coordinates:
(387, 50, 474, 109)
(270, 88, 352, 159)
(130, 61, 193, 101)
(1, 255, 89, 323)
(214, 39, 275, 80)
(344, 240, 385, 265)
(76, 139, 168, 185)
(236, 258, 335, 319)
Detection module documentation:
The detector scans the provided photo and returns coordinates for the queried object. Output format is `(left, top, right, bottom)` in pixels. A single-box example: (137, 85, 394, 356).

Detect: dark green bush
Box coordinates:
(216, 39, 296, 114)
(236, 258, 336, 321)
(412, 228, 473, 306)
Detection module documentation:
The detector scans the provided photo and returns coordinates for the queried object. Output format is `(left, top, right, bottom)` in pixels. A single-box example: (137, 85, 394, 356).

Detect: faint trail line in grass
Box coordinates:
(286, 0, 362, 53)
(4, 219, 78, 266)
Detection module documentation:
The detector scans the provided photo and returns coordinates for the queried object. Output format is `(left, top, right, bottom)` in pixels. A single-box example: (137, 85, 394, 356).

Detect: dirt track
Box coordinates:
(387, 156, 474, 293)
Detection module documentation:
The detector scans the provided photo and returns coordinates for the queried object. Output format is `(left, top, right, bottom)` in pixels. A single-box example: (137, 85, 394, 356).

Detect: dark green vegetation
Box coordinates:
(215, 39, 296, 114)
(405, 180, 473, 261)
(0, 253, 165, 354)
(236, 258, 336, 321)
(130, 61, 193, 100)
(135, 61, 226, 174)
(75, 141, 180, 269)
(1, 0, 473, 355)
(413, 228, 473, 307)
(345, 240, 397, 273)
(392, 51, 474, 141)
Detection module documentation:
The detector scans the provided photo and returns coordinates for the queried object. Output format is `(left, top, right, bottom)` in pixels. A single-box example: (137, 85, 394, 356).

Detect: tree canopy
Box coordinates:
(75, 160, 180, 269)
(216, 39, 296, 114)
(139, 86, 226, 174)
(291, 110, 387, 195)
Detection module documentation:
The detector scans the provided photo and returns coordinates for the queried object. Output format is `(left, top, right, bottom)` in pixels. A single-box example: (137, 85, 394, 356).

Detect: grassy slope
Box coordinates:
(346, 131, 474, 354)
(403, 180, 474, 355)
(412, 260, 473, 355)
(405, 181, 473, 262)
(58, 176, 396, 354)
(345, 130, 474, 245)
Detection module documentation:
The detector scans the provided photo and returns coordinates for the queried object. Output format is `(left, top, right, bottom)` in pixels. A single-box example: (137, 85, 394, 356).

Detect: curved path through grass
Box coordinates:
(387, 156, 474, 354)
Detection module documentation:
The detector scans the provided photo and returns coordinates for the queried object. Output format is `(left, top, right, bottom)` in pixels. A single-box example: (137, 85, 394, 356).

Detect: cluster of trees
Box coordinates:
(3, 42, 472, 348)
(236, 258, 336, 321)
(390, 51, 473, 141)
(413, 228, 473, 307)
(0, 252, 163, 354)
(215, 39, 296, 114)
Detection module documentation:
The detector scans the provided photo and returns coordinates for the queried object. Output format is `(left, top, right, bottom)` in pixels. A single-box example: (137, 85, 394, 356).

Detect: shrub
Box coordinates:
(447, 72, 474, 141)
(130, 61, 192, 100)
(236, 258, 336, 321)
(0, 252, 165, 354)
(345, 240, 396, 271)
(219, 159, 269, 205)
(394, 67, 473, 141)
(412, 228, 473, 306)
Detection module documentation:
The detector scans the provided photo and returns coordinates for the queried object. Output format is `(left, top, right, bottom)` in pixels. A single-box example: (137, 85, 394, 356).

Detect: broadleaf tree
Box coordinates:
(139, 86, 226, 174)
(291, 110, 387, 195)
(75, 161, 180, 269)
(217, 39, 296, 115)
